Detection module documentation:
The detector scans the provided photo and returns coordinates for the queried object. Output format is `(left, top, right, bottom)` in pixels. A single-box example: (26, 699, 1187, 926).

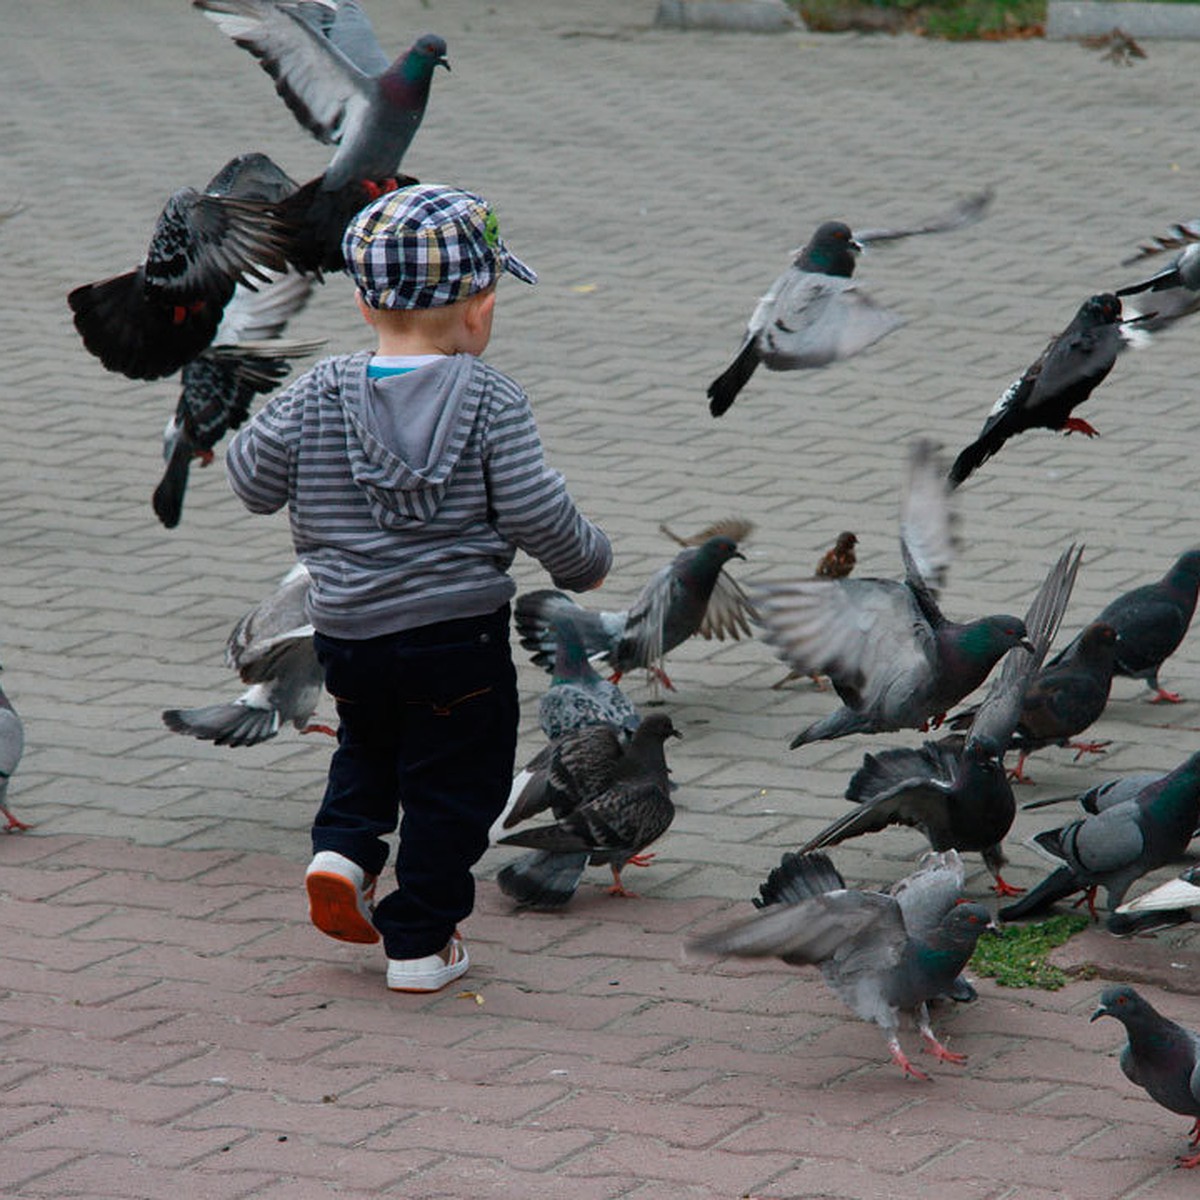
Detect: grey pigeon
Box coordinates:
(537, 613, 639, 742)
(153, 267, 323, 528)
(515, 520, 756, 691)
(999, 748, 1200, 927)
(1118, 223, 1200, 332)
(948, 294, 1133, 487)
(162, 563, 333, 747)
(68, 153, 295, 381)
(707, 189, 992, 417)
(690, 850, 995, 1080)
(1045, 549, 1200, 704)
(196, 1, 445, 272)
(952, 620, 1118, 784)
(0, 673, 27, 832)
(797, 544, 1082, 896)
(755, 440, 1030, 748)
(495, 713, 681, 907)
(1092, 985, 1200, 1169)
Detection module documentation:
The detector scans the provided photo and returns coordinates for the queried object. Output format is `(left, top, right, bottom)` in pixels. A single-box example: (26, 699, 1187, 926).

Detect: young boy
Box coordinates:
(225, 184, 611, 992)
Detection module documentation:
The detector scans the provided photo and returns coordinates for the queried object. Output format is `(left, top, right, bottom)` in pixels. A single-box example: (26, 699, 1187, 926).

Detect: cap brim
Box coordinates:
(501, 248, 537, 285)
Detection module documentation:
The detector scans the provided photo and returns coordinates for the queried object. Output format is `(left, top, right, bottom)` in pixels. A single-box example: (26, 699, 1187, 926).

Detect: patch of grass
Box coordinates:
(793, 0, 1047, 40)
(969, 913, 1090, 990)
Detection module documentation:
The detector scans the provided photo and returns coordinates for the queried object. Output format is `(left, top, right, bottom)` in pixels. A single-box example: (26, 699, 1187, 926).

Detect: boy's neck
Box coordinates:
(373, 330, 454, 358)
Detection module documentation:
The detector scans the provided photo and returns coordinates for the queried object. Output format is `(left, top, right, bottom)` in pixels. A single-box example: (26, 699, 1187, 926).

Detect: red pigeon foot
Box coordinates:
(1070, 739, 1111, 761)
(1071, 885, 1100, 920)
(1148, 688, 1184, 704)
(626, 852, 656, 867)
(301, 723, 338, 738)
(921, 1033, 967, 1065)
(2, 807, 30, 832)
(1062, 417, 1099, 437)
(990, 875, 1024, 898)
(889, 1039, 932, 1081)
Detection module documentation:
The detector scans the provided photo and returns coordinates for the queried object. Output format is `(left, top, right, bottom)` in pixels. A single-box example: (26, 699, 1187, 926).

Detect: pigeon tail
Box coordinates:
(947, 429, 1004, 489)
(790, 706, 878, 749)
(152, 435, 195, 529)
(753, 850, 845, 909)
(515, 589, 617, 671)
(162, 701, 282, 748)
(707, 340, 760, 417)
(496, 850, 588, 908)
(997, 865, 1079, 920)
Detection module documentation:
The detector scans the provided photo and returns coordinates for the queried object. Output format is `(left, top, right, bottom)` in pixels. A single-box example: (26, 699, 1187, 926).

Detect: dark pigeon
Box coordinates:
(1091, 985, 1200, 1168)
(951, 620, 1118, 784)
(1046, 549, 1200, 704)
(1111, 864, 1200, 935)
(537, 612, 639, 742)
(690, 850, 995, 1080)
(706, 190, 992, 417)
(999, 749, 1200, 927)
(515, 520, 756, 691)
(68, 152, 295, 381)
(495, 713, 681, 907)
(0, 672, 27, 832)
(755, 440, 1030, 748)
(948, 294, 1131, 487)
(153, 268, 323, 528)
(195, 1, 446, 272)
(163, 563, 334, 747)
(797, 544, 1082, 896)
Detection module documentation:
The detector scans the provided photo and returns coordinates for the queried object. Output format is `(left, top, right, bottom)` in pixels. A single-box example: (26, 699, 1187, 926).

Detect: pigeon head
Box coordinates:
(964, 734, 1004, 769)
(1079, 293, 1122, 327)
(682, 535, 745, 587)
(1090, 984, 1153, 1027)
(405, 34, 450, 76)
(636, 712, 683, 744)
(797, 221, 860, 278)
(1167, 549, 1200, 589)
(1080, 621, 1119, 653)
(933, 902, 997, 956)
(961, 615, 1033, 660)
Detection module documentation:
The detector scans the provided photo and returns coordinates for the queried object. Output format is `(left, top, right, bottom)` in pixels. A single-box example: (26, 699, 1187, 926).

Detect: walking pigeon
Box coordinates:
(948, 294, 1133, 487)
(755, 440, 1030, 748)
(68, 152, 296, 381)
(495, 713, 681, 907)
(0, 672, 27, 832)
(706, 189, 992, 417)
(1091, 985, 1200, 1168)
(536, 612, 639, 742)
(162, 563, 334, 747)
(514, 520, 756, 691)
(951, 620, 1118, 784)
(690, 850, 995, 1080)
(797, 544, 1082, 896)
(998, 748, 1200, 926)
(195, 1, 445, 272)
(153, 268, 324, 528)
(1045, 550, 1200, 704)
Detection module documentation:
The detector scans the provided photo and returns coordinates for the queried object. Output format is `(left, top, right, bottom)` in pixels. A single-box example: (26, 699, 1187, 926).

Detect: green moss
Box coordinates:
(969, 913, 1090, 989)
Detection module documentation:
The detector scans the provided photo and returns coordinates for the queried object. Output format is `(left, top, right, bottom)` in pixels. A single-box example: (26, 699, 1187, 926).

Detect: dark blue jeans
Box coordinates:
(312, 605, 518, 959)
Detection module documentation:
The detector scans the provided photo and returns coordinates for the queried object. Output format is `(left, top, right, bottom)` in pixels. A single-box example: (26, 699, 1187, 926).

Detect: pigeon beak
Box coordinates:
(1018, 636, 1036, 653)
(1090, 1004, 1110, 1023)
(850, 238, 864, 255)
(437, 55, 451, 71)
(732, 550, 746, 561)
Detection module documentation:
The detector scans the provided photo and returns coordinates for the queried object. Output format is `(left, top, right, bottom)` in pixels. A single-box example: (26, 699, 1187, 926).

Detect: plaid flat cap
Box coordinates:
(342, 184, 536, 309)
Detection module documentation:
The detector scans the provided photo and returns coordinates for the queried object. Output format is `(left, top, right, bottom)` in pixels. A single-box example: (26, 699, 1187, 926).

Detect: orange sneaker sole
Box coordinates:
(306, 870, 379, 944)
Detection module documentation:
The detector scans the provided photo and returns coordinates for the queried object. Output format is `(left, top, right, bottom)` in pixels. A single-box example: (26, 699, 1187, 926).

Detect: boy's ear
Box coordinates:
(465, 288, 496, 332)
(355, 289, 378, 326)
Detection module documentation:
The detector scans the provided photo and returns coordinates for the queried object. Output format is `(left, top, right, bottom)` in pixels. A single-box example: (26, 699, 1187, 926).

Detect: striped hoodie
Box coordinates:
(226, 350, 611, 638)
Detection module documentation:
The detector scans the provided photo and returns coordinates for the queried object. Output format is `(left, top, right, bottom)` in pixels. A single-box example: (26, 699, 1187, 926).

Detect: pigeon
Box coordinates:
(536, 612, 639, 742)
(998, 748, 1200, 926)
(755, 440, 1030, 748)
(1118, 226, 1200, 332)
(1045, 550, 1200, 704)
(951, 620, 1118, 784)
(0, 672, 27, 832)
(1111, 864, 1200, 935)
(495, 713, 681, 906)
(68, 152, 296, 381)
(514, 520, 756, 691)
(706, 189, 993, 417)
(797, 544, 1083, 896)
(153, 268, 324, 529)
(195, 1, 445, 272)
(690, 850, 995, 1080)
(1091, 985, 1200, 1168)
(162, 563, 334, 747)
(1081, 28, 1147, 65)
(948, 294, 1132, 487)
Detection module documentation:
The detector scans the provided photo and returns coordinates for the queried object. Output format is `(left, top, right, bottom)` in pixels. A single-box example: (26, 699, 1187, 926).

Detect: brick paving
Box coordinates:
(4, 1, 1200, 1196)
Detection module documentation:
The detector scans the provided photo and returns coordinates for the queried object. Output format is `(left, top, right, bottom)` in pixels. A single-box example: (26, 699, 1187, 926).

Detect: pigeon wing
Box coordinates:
(855, 188, 995, 244)
(225, 563, 313, 669)
(899, 439, 957, 596)
(889, 850, 965, 942)
(696, 570, 758, 642)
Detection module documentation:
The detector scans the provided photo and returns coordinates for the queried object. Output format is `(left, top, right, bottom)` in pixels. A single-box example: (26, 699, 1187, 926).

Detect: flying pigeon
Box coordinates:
(998, 748, 1200, 926)
(1118, 225, 1200, 332)
(536, 612, 639, 742)
(514, 520, 756, 691)
(153, 268, 324, 529)
(796, 544, 1082, 896)
(68, 152, 296, 381)
(1091, 985, 1200, 1168)
(690, 850, 995, 1080)
(162, 563, 334, 747)
(951, 620, 1118, 784)
(755, 440, 1030, 748)
(0, 672, 27, 832)
(706, 189, 992, 417)
(195, 1, 445, 272)
(948, 294, 1133, 487)
(1045, 549, 1200, 704)
(495, 713, 681, 907)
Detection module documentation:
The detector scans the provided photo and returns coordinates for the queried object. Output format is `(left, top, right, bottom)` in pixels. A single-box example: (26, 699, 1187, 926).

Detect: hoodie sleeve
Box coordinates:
(483, 386, 611, 592)
(225, 378, 306, 514)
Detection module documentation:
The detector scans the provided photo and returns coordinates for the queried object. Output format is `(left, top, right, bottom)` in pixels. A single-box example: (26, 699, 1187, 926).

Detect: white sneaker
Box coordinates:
(305, 851, 379, 944)
(387, 934, 469, 993)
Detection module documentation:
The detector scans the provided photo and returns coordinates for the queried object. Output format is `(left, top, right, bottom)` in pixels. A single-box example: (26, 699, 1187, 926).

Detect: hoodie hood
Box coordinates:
(339, 352, 482, 529)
